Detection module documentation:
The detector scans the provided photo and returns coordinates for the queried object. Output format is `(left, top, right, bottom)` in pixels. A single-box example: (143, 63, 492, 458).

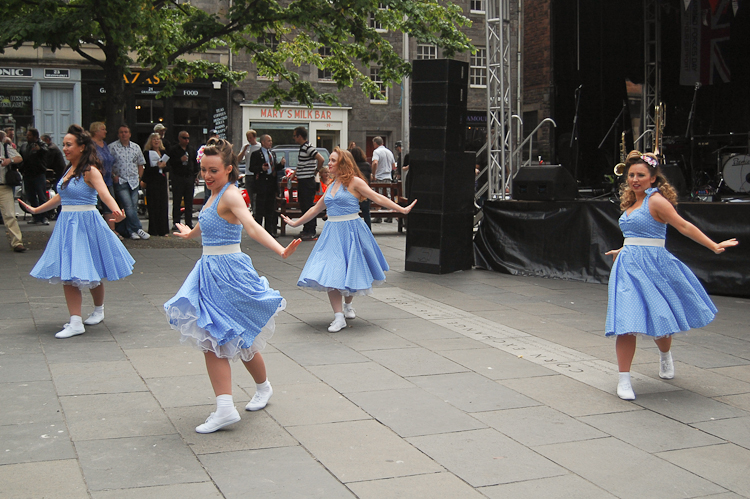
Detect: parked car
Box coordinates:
(271, 145, 330, 173)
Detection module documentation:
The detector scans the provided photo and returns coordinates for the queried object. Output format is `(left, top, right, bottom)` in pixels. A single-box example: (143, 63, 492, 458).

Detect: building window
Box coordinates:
(257, 33, 279, 80)
(369, 3, 386, 32)
(369, 67, 388, 104)
(470, 0, 484, 13)
(416, 44, 438, 60)
(470, 48, 487, 87)
(318, 46, 333, 81)
(258, 33, 278, 51)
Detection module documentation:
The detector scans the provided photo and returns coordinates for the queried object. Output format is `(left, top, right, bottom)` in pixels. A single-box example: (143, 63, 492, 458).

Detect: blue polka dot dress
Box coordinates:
(164, 183, 285, 361)
(605, 188, 717, 337)
(297, 181, 389, 296)
(30, 170, 134, 288)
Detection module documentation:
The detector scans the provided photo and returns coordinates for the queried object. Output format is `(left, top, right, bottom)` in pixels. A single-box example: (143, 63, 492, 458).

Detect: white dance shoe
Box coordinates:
(659, 352, 675, 379)
(246, 385, 273, 411)
(83, 308, 104, 325)
(195, 409, 241, 433)
(343, 303, 356, 320)
(328, 313, 347, 333)
(55, 323, 85, 339)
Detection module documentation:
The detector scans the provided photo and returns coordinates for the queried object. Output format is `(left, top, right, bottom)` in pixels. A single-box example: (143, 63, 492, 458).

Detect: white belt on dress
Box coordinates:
(623, 237, 665, 247)
(203, 243, 241, 255)
(327, 213, 360, 222)
(62, 205, 97, 212)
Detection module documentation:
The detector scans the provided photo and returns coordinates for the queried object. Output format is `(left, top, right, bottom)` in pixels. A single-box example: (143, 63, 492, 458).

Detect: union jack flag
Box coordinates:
(680, 0, 733, 85)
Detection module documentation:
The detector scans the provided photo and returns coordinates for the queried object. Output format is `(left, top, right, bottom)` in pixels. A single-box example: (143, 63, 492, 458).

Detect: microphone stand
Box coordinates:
(598, 101, 627, 151)
(685, 82, 701, 191)
(570, 85, 582, 180)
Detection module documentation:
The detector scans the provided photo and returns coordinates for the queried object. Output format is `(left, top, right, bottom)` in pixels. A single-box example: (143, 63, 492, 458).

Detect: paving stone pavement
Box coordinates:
(2, 220, 750, 498)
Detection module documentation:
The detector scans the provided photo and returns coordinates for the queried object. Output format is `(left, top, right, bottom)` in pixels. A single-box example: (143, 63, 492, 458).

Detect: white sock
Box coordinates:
(93, 305, 104, 314)
(618, 372, 631, 385)
(215, 394, 235, 417)
(334, 312, 344, 320)
(256, 380, 271, 393)
(70, 315, 83, 327)
(659, 350, 672, 362)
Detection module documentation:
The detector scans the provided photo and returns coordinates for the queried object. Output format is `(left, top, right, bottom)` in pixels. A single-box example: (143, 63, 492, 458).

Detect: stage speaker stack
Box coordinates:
(405, 59, 474, 274)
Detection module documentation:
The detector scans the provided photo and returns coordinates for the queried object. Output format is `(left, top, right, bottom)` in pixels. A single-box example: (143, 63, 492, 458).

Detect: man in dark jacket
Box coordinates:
(249, 134, 285, 236)
(41, 134, 66, 182)
(19, 128, 49, 225)
(167, 130, 199, 229)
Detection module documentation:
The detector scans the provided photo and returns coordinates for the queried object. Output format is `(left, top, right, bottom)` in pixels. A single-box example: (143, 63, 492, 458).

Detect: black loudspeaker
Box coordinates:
(407, 150, 475, 213)
(405, 212, 474, 274)
(411, 82, 467, 106)
(412, 59, 469, 85)
(512, 165, 578, 201)
(660, 163, 688, 198)
(410, 105, 466, 152)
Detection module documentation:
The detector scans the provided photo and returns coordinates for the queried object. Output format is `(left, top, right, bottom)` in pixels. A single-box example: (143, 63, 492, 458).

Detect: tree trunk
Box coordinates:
(103, 57, 127, 143)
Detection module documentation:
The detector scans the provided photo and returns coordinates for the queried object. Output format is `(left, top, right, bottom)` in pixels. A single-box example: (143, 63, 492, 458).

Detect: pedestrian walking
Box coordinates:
(20, 124, 134, 339)
(605, 151, 738, 400)
(164, 139, 300, 433)
(281, 147, 416, 332)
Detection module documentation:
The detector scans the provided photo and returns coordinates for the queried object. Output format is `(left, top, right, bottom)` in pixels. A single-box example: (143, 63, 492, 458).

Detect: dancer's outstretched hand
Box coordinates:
(280, 214, 299, 228)
(108, 209, 126, 223)
(281, 238, 302, 259)
(401, 199, 418, 214)
(714, 238, 738, 254)
(605, 248, 622, 262)
(173, 223, 192, 239)
(18, 200, 36, 215)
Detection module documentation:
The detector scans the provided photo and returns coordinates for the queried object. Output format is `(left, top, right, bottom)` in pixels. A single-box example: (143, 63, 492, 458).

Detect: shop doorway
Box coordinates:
(315, 131, 337, 153)
(41, 88, 74, 146)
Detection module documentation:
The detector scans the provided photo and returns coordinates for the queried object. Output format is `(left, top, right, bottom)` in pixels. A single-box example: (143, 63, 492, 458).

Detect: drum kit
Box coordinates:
(719, 152, 750, 194)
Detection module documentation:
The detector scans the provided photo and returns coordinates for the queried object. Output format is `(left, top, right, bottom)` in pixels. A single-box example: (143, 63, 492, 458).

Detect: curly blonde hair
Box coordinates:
(619, 150, 678, 210)
(330, 147, 365, 190)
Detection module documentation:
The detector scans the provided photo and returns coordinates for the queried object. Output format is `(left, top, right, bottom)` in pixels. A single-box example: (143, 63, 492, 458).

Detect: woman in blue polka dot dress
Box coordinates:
(165, 140, 301, 434)
(605, 151, 737, 400)
(282, 147, 417, 333)
(21, 124, 134, 340)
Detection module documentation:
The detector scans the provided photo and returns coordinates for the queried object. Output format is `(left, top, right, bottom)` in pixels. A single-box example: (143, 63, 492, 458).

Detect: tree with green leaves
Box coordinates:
(0, 0, 473, 136)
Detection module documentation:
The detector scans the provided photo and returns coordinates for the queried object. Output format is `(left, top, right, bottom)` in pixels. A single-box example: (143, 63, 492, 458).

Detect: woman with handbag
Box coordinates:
(0, 130, 26, 252)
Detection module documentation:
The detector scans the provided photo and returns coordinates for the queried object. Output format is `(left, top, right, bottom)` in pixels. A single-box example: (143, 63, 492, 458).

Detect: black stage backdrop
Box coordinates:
(474, 200, 750, 297)
(551, 0, 750, 187)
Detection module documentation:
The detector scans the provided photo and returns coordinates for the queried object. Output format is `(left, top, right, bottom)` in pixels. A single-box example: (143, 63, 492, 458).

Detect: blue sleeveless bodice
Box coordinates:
(618, 188, 666, 239)
(57, 169, 98, 206)
(324, 181, 360, 216)
(199, 183, 242, 246)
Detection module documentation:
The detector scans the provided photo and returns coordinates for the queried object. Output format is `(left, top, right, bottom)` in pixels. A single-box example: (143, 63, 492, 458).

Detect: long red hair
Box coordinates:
(330, 146, 365, 188)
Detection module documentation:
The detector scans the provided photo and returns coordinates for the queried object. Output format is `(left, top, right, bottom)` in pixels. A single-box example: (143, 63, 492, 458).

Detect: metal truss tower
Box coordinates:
(642, 0, 661, 151)
(485, 0, 515, 200)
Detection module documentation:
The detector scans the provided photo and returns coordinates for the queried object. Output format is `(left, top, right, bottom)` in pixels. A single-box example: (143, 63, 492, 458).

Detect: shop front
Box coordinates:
(81, 70, 227, 150)
(241, 103, 350, 152)
(0, 66, 82, 147)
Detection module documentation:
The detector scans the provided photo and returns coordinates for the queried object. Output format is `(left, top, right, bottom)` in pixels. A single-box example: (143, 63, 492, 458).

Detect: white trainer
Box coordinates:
(328, 313, 347, 333)
(130, 232, 140, 240)
(195, 408, 241, 433)
(246, 386, 273, 411)
(83, 309, 104, 325)
(136, 229, 151, 240)
(659, 352, 675, 379)
(617, 381, 635, 400)
(55, 323, 86, 339)
(343, 303, 356, 320)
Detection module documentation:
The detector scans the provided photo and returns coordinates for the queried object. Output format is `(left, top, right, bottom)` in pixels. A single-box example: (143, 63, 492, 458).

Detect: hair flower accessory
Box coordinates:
(642, 154, 658, 167)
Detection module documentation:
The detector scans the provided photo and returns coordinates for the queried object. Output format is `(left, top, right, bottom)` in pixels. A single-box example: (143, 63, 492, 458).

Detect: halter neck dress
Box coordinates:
(605, 188, 717, 337)
(297, 180, 389, 296)
(30, 169, 134, 288)
(164, 182, 285, 361)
